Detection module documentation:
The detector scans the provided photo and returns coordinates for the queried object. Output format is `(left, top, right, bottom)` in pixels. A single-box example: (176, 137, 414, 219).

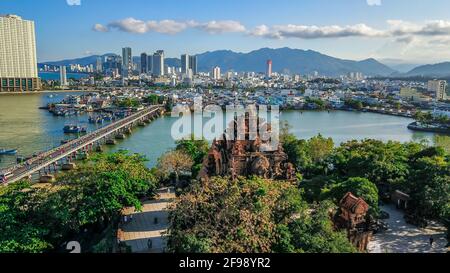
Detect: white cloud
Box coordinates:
(250, 23, 385, 39)
(194, 20, 246, 34)
(93, 23, 109, 32)
(367, 0, 382, 6)
(66, 0, 81, 6)
(93, 18, 450, 44)
(94, 18, 246, 35)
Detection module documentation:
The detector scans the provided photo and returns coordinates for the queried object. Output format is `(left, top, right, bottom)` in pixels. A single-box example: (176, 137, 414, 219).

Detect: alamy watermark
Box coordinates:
(170, 96, 281, 151)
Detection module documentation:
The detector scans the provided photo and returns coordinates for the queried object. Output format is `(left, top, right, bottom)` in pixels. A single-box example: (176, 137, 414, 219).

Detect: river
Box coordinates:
(0, 92, 440, 169)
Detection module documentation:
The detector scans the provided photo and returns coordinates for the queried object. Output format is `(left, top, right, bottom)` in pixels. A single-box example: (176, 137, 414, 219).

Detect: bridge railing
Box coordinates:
(1, 106, 162, 175)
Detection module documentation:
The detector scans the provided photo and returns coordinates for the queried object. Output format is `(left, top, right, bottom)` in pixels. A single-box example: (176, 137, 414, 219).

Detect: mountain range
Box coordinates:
(39, 47, 450, 78)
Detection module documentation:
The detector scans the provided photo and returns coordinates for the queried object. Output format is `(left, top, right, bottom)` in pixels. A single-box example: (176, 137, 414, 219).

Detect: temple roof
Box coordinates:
(339, 192, 369, 214)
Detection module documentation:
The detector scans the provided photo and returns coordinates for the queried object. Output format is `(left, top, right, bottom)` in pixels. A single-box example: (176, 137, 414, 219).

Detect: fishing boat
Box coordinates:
(0, 149, 18, 155)
(102, 115, 114, 122)
(89, 116, 104, 124)
(63, 125, 87, 134)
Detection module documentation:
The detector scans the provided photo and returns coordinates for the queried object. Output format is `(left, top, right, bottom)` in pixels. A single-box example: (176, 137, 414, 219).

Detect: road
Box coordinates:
(368, 204, 448, 253)
(118, 187, 176, 253)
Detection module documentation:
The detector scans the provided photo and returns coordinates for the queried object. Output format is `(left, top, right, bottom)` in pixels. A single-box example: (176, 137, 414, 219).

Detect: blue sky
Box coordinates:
(2, 0, 450, 63)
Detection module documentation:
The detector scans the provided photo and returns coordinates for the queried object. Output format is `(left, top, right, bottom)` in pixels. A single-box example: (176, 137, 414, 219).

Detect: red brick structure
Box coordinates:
(198, 114, 296, 181)
(335, 192, 373, 252)
(339, 192, 370, 229)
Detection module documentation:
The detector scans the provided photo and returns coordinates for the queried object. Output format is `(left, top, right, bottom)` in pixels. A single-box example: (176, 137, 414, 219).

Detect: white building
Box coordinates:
(428, 80, 447, 101)
(0, 14, 40, 91)
(212, 66, 221, 80)
(60, 66, 68, 86)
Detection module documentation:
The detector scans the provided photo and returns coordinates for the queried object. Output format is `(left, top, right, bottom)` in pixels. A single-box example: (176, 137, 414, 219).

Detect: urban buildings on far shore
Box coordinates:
(0, 14, 40, 92)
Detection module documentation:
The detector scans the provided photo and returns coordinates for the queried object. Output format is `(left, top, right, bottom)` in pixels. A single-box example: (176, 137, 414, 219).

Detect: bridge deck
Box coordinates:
(1, 106, 162, 185)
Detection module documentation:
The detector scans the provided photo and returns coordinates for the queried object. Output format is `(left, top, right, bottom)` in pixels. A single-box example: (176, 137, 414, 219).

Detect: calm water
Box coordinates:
(0, 92, 438, 169)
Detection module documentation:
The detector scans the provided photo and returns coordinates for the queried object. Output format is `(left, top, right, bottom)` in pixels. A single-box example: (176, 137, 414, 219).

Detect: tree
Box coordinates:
(282, 134, 334, 177)
(175, 137, 210, 178)
(0, 152, 157, 253)
(167, 177, 356, 253)
(0, 182, 51, 253)
(274, 201, 356, 253)
(116, 98, 141, 108)
(325, 177, 379, 216)
(407, 154, 450, 219)
(157, 150, 194, 186)
(144, 94, 159, 105)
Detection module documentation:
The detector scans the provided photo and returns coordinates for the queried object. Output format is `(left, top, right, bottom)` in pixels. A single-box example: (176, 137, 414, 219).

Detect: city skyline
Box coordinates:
(1, 0, 450, 64)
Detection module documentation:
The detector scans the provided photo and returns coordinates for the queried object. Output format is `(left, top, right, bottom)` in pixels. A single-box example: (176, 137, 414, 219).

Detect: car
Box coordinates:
(0, 171, 13, 183)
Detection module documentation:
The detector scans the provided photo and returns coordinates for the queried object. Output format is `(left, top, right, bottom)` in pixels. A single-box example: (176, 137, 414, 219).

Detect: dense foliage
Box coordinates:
(167, 177, 356, 253)
(282, 133, 449, 230)
(0, 152, 157, 253)
(175, 137, 210, 177)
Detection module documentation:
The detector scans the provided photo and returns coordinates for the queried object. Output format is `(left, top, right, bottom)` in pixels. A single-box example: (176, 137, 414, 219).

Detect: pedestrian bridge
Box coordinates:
(1, 105, 163, 185)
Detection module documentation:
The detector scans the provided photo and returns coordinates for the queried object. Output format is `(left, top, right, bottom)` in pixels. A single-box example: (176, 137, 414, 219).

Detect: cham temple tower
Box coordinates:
(198, 111, 296, 182)
(197, 111, 374, 252)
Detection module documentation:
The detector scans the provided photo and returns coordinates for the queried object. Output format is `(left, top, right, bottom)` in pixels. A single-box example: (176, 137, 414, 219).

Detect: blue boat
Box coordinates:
(89, 116, 104, 124)
(63, 125, 87, 134)
(0, 149, 18, 155)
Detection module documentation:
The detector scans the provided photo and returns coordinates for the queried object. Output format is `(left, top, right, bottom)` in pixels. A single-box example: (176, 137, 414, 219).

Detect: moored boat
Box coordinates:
(63, 125, 87, 134)
(0, 149, 18, 155)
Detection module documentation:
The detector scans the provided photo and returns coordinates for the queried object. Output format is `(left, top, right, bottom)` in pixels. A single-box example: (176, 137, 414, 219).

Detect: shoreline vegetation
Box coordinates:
(408, 111, 450, 134)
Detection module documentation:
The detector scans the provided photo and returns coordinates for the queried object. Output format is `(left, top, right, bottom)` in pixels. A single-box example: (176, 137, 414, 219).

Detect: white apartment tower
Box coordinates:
(428, 80, 447, 101)
(60, 66, 68, 87)
(0, 15, 40, 91)
(212, 66, 221, 80)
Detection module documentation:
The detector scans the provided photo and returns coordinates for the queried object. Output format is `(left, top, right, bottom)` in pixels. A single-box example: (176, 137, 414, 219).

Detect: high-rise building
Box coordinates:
(428, 80, 447, 101)
(122, 47, 133, 78)
(104, 55, 122, 76)
(140, 53, 148, 74)
(60, 66, 68, 87)
(96, 57, 103, 73)
(212, 66, 221, 80)
(147, 55, 153, 74)
(181, 54, 189, 74)
(152, 50, 165, 76)
(0, 15, 40, 91)
(189, 55, 198, 75)
(266, 60, 272, 78)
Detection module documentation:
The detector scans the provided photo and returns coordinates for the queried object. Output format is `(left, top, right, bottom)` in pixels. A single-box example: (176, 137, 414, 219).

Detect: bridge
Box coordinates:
(1, 105, 164, 185)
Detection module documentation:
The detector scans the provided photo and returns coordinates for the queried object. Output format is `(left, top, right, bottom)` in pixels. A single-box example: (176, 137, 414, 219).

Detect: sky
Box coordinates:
(2, 0, 450, 64)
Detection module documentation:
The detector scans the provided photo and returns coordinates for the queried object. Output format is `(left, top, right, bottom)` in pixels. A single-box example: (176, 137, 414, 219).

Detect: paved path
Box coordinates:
(118, 187, 175, 253)
(368, 204, 448, 253)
